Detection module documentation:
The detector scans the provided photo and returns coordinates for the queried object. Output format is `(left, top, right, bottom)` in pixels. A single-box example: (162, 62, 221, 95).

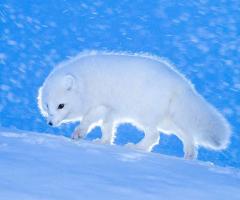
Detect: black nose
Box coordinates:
(48, 122, 53, 126)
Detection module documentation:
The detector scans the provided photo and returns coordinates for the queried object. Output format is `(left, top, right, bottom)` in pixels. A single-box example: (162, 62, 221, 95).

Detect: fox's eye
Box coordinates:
(58, 104, 65, 109)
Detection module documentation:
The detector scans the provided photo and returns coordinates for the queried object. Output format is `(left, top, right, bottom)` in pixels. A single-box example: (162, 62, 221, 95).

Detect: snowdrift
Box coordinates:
(0, 130, 239, 200)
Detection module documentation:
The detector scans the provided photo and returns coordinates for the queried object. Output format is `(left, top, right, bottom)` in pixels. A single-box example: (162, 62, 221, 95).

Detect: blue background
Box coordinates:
(0, 0, 239, 168)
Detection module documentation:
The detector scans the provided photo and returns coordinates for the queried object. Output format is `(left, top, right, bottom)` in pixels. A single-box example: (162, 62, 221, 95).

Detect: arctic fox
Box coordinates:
(38, 51, 231, 159)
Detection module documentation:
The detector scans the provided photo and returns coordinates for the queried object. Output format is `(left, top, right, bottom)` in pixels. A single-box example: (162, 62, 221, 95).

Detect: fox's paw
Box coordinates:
(125, 143, 136, 150)
(92, 138, 102, 144)
(92, 138, 112, 145)
(71, 127, 85, 140)
(125, 143, 150, 152)
(184, 150, 197, 160)
(71, 131, 80, 140)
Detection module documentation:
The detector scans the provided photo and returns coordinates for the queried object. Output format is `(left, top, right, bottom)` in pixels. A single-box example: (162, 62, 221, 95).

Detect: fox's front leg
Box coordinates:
(71, 105, 109, 140)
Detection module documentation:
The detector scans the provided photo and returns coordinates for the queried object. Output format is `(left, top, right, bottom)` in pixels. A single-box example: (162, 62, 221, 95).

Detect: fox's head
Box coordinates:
(38, 73, 82, 127)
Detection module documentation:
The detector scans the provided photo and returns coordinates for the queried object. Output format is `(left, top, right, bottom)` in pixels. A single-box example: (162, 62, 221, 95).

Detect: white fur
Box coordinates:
(38, 51, 231, 159)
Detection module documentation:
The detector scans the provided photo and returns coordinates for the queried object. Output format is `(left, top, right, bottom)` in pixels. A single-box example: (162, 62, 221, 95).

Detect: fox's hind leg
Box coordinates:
(177, 132, 197, 160)
(183, 141, 197, 160)
(159, 118, 197, 159)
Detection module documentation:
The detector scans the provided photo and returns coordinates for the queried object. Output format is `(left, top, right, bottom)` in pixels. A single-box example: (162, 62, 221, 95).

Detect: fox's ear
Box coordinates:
(64, 74, 75, 91)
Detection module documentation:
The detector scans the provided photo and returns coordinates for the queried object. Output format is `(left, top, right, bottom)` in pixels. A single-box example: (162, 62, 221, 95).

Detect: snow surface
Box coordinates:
(0, 129, 239, 200)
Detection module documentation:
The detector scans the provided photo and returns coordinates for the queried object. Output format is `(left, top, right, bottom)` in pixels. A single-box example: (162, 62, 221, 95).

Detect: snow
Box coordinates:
(0, 129, 239, 200)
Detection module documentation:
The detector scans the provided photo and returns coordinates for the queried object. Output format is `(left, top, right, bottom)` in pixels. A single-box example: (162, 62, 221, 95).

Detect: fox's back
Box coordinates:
(68, 54, 186, 107)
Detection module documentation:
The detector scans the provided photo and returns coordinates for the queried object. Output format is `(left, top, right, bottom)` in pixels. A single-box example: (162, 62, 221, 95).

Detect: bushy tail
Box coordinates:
(171, 87, 231, 150)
